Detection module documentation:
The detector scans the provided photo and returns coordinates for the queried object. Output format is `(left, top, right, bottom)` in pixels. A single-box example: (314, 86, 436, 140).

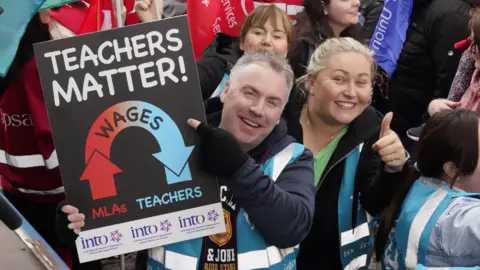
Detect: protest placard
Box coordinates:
(33, 16, 225, 263)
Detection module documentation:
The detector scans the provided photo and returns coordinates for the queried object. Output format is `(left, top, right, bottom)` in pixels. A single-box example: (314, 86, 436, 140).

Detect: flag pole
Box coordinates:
(115, 0, 124, 27)
(153, 0, 161, 20)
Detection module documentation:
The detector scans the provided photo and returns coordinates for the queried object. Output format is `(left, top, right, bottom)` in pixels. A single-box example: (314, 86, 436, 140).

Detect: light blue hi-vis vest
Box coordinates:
(383, 180, 480, 270)
(147, 142, 306, 270)
(338, 144, 377, 270)
(210, 74, 229, 99)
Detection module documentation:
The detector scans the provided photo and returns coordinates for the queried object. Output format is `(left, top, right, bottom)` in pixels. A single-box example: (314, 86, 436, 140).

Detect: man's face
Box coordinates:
(219, 63, 289, 150)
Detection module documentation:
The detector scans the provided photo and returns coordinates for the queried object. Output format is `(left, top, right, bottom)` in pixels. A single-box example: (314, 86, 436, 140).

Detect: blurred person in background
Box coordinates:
(388, 0, 480, 154)
(407, 8, 480, 142)
(0, 7, 103, 269)
(288, 0, 363, 78)
(376, 109, 480, 268)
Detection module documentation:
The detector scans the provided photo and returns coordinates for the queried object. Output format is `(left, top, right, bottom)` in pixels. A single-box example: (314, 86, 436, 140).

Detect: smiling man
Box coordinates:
(59, 51, 316, 270)
(162, 51, 316, 270)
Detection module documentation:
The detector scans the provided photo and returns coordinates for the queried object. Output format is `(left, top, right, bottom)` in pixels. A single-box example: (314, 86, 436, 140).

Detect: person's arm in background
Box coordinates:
(359, 0, 384, 43)
(447, 48, 476, 102)
(431, 11, 470, 100)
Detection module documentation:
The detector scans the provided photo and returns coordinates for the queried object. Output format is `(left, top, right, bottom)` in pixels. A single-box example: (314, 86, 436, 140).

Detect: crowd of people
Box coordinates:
(2, 0, 480, 269)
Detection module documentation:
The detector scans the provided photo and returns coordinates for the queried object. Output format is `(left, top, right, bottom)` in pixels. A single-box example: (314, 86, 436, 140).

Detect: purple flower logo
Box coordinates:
(110, 230, 123, 242)
(159, 220, 172, 232)
(207, 209, 220, 222)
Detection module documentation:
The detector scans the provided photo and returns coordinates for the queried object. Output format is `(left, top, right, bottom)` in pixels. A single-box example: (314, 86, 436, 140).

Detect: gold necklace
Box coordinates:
(301, 105, 340, 155)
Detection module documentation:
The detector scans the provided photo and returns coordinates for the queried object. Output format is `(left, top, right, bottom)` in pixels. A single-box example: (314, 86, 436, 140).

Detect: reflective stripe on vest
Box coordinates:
(1, 175, 65, 195)
(210, 74, 229, 99)
(338, 143, 374, 270)
(391, 180, 480, 270)
(147, 142, 305, 269)
(0, 149, 58, 169)
(405, 189, 449, 267)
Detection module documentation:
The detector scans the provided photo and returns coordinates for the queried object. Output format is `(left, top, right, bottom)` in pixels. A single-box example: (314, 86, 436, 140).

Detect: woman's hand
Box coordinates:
(428, 99, 460, 116)
(61, 204, 85, 234)
(135, 0, 163, 23)
(372, 113, 407, 170)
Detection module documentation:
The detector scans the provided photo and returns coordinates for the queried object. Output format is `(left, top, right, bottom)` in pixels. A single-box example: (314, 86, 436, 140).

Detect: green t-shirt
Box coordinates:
(313, 127, 348, 187)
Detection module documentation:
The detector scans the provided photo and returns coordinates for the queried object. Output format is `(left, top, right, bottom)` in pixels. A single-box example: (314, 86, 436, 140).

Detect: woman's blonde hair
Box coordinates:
(297, 37, 376, 87)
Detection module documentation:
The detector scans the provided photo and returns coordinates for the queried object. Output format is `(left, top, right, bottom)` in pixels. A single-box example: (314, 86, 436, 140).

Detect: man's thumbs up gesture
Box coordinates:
(372, 112, 407, 169)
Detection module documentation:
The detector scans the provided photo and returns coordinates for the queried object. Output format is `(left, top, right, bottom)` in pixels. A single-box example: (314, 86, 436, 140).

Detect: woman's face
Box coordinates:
(240, 18, 289, 57)
(325, 0, 360, 27)
(308, 51, 372, 125)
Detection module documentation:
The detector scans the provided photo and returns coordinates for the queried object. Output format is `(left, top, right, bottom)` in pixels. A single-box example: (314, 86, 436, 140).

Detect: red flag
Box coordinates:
(78, 0, 116, 34)
(50, 2, 89, 34)
(124, 0, 140, 26)
(188, 0, 255, 59)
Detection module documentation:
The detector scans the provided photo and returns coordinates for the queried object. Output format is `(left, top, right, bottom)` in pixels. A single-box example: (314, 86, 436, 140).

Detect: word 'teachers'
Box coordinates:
(43, 28, 188, 107)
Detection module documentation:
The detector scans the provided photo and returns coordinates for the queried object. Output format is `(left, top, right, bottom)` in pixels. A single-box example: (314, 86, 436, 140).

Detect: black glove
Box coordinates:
(55, 200, 77, 249)
(193, 122, 249, 178)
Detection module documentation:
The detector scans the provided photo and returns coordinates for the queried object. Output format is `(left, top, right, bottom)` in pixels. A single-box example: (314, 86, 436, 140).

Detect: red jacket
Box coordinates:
(0, 58, 64, 203)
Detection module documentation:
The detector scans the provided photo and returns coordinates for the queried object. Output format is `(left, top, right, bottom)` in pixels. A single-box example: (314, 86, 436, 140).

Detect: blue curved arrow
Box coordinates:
(119, 101, 194, 185)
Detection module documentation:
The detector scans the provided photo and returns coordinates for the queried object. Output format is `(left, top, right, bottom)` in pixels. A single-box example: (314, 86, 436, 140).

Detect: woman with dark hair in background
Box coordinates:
(287, 0, 362, 78)
(375, 109, 480, 268)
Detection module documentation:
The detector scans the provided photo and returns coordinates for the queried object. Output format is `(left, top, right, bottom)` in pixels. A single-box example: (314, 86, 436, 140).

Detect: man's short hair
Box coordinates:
(230, 51, 294, 92)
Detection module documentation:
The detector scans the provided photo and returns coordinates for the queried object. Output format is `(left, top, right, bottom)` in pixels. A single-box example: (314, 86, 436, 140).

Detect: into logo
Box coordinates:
(130, 220, 172, 239)
(80, 230, 123, 249)
(207, 209, 220, 222)
(178, 209, 220, 228)
(178, 214, 206, 228)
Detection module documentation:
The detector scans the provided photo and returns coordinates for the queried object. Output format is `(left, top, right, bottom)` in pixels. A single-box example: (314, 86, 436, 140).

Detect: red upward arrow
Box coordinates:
(80, 150, 122, 200)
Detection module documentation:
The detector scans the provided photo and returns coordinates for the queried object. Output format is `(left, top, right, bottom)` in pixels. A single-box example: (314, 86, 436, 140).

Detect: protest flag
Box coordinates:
(0, 0, 47, 77)
(78, 0, 116, 34)
(187, 0, 254, 59)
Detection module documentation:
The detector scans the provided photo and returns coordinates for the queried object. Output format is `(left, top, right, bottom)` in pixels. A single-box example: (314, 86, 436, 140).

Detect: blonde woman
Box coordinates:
(282, 37, 409, 269)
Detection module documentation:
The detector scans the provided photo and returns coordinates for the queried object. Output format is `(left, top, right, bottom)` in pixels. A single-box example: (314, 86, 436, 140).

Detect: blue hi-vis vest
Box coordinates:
(338, 144, 376, 270)
(210, 74, 229, 99)
(383, 180, 480, 270)
(147, 142, 305, 270)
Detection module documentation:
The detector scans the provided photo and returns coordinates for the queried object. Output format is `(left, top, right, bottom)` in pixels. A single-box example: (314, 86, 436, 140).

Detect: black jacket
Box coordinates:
(359, 0, 385, 41)
(389, 0, 478, 134)
(196, 33, 242, 100)
(282, 93, 406, 269)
